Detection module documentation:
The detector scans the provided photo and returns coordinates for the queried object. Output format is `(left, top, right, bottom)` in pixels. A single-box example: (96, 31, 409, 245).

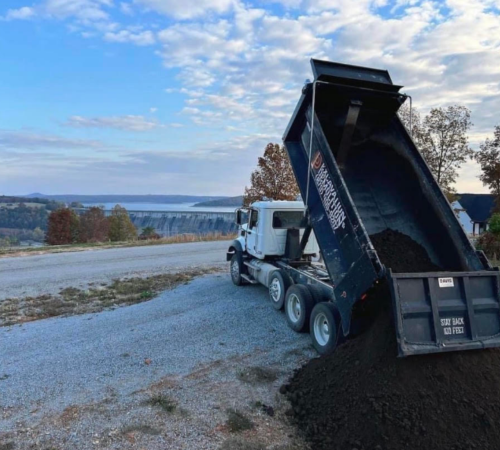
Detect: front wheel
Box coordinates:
(230, 253, 244, 286)
(310, 302, 340, 356)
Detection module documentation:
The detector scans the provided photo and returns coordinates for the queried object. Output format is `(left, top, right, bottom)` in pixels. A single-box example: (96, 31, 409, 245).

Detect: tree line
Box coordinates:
(0, 204, 50, 231)
(46, 205, 138, 245)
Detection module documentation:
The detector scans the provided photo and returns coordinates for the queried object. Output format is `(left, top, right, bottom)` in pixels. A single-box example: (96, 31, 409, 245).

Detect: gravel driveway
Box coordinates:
(0, 240, 230, 300)
(0, 273, 313, 450)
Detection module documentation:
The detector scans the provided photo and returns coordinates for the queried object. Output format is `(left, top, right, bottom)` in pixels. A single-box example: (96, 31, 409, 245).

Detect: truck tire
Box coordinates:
(285, 284, 315, 332)
(310, 302, 340, 356)
(307, 283, 329, 304)
(230, 253, 245, 286)
(268, 270, 291, 310)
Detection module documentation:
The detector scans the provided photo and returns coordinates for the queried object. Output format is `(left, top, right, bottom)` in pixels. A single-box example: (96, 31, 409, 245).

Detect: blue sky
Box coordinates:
(0, 0, 499, 195)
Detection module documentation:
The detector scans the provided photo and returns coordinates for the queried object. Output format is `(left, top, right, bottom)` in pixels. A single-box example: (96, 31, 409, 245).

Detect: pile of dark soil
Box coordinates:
(284, 229, 500, 450)
(284, 312, 500, 450)
(370, 228, 441, 272)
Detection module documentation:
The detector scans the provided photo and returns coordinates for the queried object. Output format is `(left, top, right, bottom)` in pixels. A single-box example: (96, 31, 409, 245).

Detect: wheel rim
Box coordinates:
(287, 293, 301, 323)
(231, 259, 240, 280)
(314, 312, 330, 346)
(269, 278, 281, 303)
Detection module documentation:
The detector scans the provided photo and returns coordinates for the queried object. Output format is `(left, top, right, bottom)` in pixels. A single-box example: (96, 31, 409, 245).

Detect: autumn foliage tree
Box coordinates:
(476, 125, 500, 210)
(243, 143, 299, 206)
(79, 206, 109, 243)
(398, 104, 473, 196)
(46, 208, 80, 245)
(108, 205, 137, 242)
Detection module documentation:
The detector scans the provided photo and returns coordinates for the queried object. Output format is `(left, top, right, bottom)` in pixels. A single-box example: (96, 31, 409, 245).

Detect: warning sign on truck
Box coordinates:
(440, 317, 465, 336)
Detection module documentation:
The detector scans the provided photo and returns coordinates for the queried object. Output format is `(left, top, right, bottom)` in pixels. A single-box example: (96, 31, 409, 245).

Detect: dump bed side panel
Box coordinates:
(370, 119, 485, 272)
(284, 93, 378, 333)
(390, 271, 500, 356)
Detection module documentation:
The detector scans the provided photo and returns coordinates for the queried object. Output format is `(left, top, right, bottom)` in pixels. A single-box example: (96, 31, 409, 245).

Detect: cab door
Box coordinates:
(246, 208, 260, 258)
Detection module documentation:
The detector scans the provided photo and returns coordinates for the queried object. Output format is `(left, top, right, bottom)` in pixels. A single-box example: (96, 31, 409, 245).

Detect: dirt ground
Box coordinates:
(2, 355, 310, 450)
(0, 275, 313, 450)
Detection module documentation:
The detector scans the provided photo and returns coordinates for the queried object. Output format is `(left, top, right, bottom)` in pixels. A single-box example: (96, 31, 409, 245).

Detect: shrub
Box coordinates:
(476, 232, 500, 260)
(46, 208, 80, 245)
(108, 205, 137, 242)
(79, 207, 109, 243)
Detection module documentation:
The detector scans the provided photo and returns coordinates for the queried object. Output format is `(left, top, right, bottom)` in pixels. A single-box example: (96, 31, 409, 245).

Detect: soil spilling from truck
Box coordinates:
(369, 228, 441, 272)
(283, 229, 500, 450)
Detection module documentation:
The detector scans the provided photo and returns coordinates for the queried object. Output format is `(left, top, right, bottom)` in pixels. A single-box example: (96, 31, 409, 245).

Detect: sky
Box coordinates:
(0, 0, 499, 196)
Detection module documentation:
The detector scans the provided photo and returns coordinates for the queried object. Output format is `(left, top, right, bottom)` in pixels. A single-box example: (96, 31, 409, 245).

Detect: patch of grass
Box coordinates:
(146, 394, 177, 413)
(226, 409, 254, 433)
(237, 366, 279, 384)
(0, 268, 218, 327)
(121, 424, 162, 435)
(0, 232, 236, 258)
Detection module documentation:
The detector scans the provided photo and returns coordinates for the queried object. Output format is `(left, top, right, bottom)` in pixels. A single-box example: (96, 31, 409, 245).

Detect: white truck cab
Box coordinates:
(226, 200, 332, 355)
(232, 201, 319, 259)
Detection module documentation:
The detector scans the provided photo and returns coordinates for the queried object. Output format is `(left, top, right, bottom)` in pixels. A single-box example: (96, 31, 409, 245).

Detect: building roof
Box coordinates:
(457, 193, 495, 223)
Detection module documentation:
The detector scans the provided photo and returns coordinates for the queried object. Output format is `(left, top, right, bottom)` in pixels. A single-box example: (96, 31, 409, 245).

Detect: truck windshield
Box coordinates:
(272, 211, 307, 229)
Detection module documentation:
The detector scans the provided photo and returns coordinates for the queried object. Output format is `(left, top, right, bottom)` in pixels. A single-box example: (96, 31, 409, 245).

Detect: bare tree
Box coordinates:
(243, 143, 299, 206)
(399, 103, 473, 195)
(476, 125, 500, 209)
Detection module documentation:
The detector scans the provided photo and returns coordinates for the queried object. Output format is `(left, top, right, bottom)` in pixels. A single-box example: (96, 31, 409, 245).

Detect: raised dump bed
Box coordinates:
(283, 59, 500, 356)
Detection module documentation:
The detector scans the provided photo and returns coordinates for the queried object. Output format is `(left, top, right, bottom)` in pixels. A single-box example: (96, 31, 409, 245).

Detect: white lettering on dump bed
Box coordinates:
(313, 162, 346, 231)
(440, 317, 465, 336)
(314, 163, 346, 231)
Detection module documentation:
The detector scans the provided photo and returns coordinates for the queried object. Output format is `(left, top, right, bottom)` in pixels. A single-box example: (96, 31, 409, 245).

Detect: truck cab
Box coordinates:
(230, 201, 319, 260)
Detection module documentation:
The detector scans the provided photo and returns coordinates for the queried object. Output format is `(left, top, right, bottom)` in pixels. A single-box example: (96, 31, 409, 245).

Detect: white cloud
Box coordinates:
(133, 0, 234, 19)
(3, 6, 36, 20)
(44, 0, 112, 22)
(3, 0, 500, 194)
(0, 130, 103, 150)
(104, 29, 155, 45)
(120, 2, 133, 15)
(66, 115, 164, 131)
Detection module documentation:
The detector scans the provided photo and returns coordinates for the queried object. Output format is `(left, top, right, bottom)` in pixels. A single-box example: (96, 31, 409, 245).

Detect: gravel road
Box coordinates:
(0, 274, 313, 450)
(0, 240, 230, 300)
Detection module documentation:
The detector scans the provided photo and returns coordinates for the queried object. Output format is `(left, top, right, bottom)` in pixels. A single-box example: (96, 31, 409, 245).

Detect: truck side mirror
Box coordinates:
(235, 209, 242, 225)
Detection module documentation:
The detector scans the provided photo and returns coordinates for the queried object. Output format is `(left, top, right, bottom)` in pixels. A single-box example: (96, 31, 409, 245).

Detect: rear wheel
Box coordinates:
(307, 283, 329, 304)
(285, 284, 315, 332)
(230, 253, 244, 286)
(268, 270, 291, 310)
(310, 302, 340, 355)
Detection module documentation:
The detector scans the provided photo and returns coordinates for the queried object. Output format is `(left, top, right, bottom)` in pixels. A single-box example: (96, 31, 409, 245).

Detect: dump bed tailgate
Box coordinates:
(389, 270, 500, 356)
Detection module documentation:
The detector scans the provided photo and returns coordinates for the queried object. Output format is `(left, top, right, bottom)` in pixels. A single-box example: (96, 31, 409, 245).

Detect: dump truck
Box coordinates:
(227, 59, 500, 357)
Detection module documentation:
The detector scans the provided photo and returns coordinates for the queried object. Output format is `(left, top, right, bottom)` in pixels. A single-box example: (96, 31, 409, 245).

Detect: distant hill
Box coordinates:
(24, 194, 228, 204)
(1, 195, 61, 208)
(193, 196, 243, 208)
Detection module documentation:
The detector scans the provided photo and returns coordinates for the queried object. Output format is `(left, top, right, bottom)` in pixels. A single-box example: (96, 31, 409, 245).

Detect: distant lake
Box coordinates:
(82, 202, 237, 213)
